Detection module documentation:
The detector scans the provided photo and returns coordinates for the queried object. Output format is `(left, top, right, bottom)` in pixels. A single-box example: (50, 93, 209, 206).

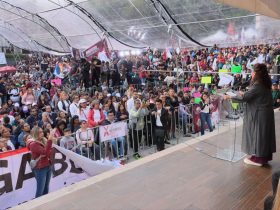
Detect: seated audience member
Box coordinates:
(60, 128, 78, 152)
(76, 120, 100, 160)
(0, 138, 12, 152)
(102, 110, 126, 158)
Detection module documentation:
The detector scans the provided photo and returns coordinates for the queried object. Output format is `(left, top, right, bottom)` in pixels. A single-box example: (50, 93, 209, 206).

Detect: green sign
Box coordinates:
(194, 97, 201, 104)
(231, 65, 241, 73)
(231, 102, 238, 110)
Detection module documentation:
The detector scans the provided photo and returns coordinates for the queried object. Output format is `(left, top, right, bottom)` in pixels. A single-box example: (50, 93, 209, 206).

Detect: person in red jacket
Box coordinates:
(87, 100, 105, 128)
(27, 126, 53, 198)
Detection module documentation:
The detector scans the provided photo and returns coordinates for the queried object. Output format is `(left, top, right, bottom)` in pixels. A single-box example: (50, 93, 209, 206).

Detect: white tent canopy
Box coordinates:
(0, 0, 279, 54)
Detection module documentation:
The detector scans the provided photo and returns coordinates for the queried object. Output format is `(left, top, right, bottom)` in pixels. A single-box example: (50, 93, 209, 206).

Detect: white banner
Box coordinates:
(0, 145, 118, 209)
(0, 53, 7, 65)
(99, 121, 128, 142)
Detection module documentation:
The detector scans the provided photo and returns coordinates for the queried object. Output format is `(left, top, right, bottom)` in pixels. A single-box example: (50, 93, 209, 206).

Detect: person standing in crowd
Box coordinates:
(28, 126, 54, 198)
(129, 99, 149, 159)
(80, 58, 90, 89)
(224, 63, 276, 166)
(166, 88, 179, 140)
(272, 81, 280, 108)
(126, 90, 138, 113)
(91, 56, 101, 86)
(198, 93, 213, 136)
(151, 99, 169, 151)
(0, 78, 7, 105)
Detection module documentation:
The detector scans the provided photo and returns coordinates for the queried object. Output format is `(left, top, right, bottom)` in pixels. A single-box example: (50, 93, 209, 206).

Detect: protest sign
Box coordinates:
(201, 76, 211, 84)
(231, 65, 241, 73)
(99, 121, 128, 142)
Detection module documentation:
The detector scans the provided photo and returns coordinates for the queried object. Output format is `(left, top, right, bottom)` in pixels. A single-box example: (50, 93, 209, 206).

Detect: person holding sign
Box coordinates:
(224, 64, 276, 166)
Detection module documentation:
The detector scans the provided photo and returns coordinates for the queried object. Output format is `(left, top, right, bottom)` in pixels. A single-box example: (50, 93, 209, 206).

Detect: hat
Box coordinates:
(14, 102, 20, 107)
(78, 98, 87, 105)
(32, 103, 37, 107)
(107, 94, 111, 97)
(115, 93, 121, 98)
(272, 80, 278, 85)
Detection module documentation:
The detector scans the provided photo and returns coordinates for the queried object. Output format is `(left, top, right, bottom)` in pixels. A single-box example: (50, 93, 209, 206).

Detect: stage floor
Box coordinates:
(15, 111, 280, 210)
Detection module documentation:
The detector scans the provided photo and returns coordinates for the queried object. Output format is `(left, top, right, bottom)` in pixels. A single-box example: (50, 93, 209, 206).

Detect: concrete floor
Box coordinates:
(14, 111, 280, 210)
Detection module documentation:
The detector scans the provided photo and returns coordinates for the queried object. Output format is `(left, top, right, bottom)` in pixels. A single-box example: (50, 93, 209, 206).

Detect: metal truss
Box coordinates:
(0, 0, 71, 53)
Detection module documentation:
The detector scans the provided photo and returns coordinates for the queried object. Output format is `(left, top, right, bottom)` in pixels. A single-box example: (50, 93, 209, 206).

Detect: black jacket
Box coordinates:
(151, 108, 169, 129)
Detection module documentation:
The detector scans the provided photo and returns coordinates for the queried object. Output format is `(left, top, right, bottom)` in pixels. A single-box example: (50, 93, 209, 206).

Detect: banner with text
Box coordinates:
(0, 145, 117, 209)
(83, 39, 110, 62)
(99, 121, 128, 142)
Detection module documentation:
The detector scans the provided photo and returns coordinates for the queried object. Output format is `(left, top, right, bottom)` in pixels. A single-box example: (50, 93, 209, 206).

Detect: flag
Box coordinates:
(53, 61, 72, 79)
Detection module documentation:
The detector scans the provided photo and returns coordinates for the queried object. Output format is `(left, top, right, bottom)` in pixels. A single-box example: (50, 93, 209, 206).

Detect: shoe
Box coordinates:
(133, 153, 142, 160)
(243, 157, 262, 167)
(183, 134, 192, 137)
(164, 141, 171, 144)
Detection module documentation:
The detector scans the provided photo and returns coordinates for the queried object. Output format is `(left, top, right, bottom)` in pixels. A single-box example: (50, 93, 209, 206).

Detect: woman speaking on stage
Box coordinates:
(224, 63, 276, 166)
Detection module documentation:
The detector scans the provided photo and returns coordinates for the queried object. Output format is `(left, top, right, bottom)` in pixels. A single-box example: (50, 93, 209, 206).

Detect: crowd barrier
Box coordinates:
(54, 98, 245, 162)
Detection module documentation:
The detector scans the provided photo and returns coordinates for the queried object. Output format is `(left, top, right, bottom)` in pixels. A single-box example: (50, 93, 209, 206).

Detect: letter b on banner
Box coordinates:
(51, 148, 68, 178)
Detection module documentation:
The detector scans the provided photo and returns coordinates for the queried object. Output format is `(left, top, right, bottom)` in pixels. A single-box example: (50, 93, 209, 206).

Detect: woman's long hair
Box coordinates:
(31, 126, 45, 144)
(252, 63, 272, 90)
(70, 115, 79, 133)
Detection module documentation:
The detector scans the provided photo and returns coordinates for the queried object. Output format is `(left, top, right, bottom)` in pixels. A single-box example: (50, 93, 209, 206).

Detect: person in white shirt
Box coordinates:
(57, 91, 70, 115)
(77, 98, 90, 122)
(69, 95, 79, 117)
(151, 99, 169, 151)
(164, 74, 176, 86)
(126, 91, 138, 114)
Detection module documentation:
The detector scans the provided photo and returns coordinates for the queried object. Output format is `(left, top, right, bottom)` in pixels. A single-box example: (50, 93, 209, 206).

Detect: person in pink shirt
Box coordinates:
(21, 87, 36, 106)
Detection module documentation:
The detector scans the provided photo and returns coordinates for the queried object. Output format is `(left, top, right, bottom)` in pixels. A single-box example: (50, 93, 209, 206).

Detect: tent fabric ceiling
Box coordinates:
(0, 0, 279, 54)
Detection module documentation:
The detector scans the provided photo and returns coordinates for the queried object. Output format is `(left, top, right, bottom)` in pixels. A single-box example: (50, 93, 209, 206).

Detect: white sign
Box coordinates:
(218, 73, 234, 87)
(99, 121, 128, 142)
(0, 52, 7, 65)
(0, 145, 118, 209)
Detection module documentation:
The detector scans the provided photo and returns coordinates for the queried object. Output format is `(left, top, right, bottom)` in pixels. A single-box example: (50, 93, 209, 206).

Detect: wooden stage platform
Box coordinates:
(15, 111, 280, 210)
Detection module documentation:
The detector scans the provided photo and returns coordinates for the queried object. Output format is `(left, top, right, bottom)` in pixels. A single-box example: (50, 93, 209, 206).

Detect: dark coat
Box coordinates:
(151, 108, 169, 129)
(232, 84, 276, 157)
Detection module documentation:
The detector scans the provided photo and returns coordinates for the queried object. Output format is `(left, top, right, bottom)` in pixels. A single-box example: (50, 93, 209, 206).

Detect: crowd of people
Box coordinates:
(0, 43, 279, 200)
(0, 43, 280, 158)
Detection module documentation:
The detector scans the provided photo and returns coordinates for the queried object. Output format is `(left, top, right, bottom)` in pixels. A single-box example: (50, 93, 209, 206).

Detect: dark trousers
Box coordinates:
(131, 129, 142, 153)
(33, 166, 52, 198)
(92, 74, 100, 86)
(264, 170, 280, 210)
(83, 75, 90, 88)
(200, 112, 213, 135)
(155, 127, 165, 151)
